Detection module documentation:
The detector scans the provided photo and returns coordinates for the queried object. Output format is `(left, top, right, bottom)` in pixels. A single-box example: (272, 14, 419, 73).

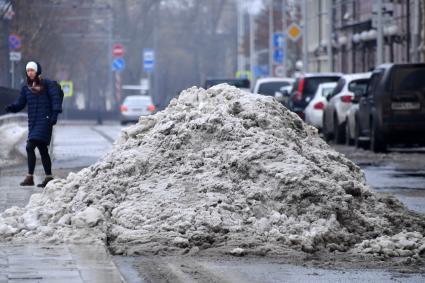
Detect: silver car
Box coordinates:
(120, 95, 156, 125)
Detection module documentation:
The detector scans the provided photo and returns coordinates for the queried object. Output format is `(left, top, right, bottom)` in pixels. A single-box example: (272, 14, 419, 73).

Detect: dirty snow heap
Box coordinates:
(0, 84, 424, 257)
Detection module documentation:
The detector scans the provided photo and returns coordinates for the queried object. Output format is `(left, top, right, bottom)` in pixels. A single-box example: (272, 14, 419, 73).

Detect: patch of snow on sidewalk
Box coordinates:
(0, 123, 27, 167)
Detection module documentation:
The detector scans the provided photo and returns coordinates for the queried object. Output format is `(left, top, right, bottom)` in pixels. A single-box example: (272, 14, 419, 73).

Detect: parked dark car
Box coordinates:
(204, 78, 250, 92)
(289, 73, 342, 120)
(356, 63, 425, 152)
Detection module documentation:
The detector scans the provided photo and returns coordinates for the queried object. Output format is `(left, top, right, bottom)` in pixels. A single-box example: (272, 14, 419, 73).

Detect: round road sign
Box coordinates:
(8, 34, 22, 50)
(113, 43, 124, 57)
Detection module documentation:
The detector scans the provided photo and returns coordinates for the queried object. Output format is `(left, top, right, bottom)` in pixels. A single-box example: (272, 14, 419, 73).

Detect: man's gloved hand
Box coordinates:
(50, 112, 59, 125)
(4, 105, 12, 113)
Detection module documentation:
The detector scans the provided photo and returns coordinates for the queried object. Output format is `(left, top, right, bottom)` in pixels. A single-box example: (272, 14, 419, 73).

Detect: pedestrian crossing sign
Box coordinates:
(60, 80, 73, 97)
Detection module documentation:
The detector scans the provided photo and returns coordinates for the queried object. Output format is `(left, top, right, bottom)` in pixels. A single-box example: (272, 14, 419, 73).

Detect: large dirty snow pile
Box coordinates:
(0, 84, 424, 257)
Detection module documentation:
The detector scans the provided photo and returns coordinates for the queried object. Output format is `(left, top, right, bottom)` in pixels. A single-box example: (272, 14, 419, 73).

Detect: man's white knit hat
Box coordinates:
(26, 61, 38, 72)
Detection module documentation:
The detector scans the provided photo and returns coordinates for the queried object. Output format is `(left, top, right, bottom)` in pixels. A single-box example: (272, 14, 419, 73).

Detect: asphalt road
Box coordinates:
(333, 144, 425, 214)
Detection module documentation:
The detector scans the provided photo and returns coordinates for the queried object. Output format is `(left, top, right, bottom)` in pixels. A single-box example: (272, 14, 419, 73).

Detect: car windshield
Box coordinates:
(304, 76, 340, 97)
(258, 81, 291, 96)
(348, 79, 369, 94)
(392, 67, 425, 93)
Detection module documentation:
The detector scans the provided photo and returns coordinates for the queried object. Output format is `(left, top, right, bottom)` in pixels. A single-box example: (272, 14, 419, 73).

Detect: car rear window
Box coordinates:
(348, 79, 369, 94)
(391, 67, 425, 92)
(321, 86, 335, 98)
(124, 96, 152, 106)
(258, 81, 291, 96)
(304, 76, 340, 97)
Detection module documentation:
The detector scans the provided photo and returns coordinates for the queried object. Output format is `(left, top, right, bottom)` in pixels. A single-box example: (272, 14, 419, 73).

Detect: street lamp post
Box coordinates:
(327, 0, 333, 72)
(282, 0, 287, 76)
(237, 0, 245, 72)
(269, 0, 274, 76)
(412, 0, 420, 62)
(302, 0, 308, 72)
(249, 12, 256, 81)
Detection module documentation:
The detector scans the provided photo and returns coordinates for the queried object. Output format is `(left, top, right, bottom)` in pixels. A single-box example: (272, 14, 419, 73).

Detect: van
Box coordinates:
(357, 63, 425, 152)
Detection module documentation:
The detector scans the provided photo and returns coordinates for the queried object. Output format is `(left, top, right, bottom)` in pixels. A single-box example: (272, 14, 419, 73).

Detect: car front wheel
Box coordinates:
(322, 113, 332, 142)
(370, 118, 387, 153)
(345, 119, 354, 146)
(333, 114, 346, 144)
(355, 119, 369, 149)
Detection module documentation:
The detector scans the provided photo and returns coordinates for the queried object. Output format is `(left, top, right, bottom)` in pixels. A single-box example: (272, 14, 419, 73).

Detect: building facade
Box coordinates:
(304, 0, 422, 74)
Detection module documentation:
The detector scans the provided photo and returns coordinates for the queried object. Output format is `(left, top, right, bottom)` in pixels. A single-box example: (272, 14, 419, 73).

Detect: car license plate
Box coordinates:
(391, 102, 420, 110)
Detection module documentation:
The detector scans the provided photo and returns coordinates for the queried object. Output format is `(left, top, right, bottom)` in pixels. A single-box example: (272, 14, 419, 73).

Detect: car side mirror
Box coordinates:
(326, 95, 332, 102)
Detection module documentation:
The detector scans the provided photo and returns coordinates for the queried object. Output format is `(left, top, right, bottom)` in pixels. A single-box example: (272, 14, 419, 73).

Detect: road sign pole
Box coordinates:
(10, 61, 14, 88)
(64, 97, 68, 121)
(282, 0, 287, 76)
(302, 0, 308, 72)
(148, 72, 152, 98)
(237, 0, 245, 72)
(249, 13, 256, 81)
(108, 10, 113, 114)
(269, 0, 274, 76)
(115, 71, 121, 103)
(4, 23, 12, 86)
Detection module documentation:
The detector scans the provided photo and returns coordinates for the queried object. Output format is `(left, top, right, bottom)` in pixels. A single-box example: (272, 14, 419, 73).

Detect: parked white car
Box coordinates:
(252, 77, 294, 98)
(304, 82, 337, 130)
(322, 72, 371, 143)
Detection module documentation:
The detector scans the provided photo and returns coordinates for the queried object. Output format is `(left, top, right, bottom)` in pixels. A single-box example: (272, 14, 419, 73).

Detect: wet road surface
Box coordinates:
(363, 165, 425, 213)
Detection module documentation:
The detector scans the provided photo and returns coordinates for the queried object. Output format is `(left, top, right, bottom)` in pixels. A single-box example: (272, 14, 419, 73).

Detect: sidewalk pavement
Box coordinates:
(0, 244, 125, 283)
(0, 122, 126, 282)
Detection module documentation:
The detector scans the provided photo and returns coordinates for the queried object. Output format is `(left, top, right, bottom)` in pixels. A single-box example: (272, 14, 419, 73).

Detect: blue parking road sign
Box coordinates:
(112, 58, 125, 72)
(254, 65, 269, 78)
(273, 33, 285, 48)
(274, 49, 284, 64)
(143, 48, 155, 73)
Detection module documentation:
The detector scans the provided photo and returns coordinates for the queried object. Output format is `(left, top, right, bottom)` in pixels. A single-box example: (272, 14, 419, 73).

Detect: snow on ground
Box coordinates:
(0, 85, 424, 260)
(0, 123, 27, 167)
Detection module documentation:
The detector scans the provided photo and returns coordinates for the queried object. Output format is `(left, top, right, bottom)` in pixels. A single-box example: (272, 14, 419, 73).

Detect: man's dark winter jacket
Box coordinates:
(8, 79, 62, 145)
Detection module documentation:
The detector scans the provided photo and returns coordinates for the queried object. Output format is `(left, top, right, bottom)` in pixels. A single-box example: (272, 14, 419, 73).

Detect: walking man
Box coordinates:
(5, 61, 62, 187)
